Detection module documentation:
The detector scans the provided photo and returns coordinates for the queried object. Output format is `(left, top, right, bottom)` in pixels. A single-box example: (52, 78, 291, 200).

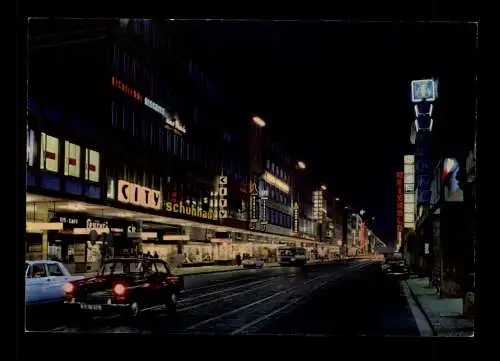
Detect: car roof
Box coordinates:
(25, 260, 61, 265)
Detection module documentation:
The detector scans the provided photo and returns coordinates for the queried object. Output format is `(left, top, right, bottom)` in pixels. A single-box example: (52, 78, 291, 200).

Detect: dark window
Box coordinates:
(111, 101, 117, 127)
(179, 138, 184, 159)
(32, 264, 47, 278)
(186, 141, 190, 161)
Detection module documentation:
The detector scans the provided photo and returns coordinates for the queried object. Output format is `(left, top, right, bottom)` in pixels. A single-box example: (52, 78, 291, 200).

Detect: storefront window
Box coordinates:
(64, 141, 81, 178)
(85, 148, 100, 182)
(40, 132, 59, 173)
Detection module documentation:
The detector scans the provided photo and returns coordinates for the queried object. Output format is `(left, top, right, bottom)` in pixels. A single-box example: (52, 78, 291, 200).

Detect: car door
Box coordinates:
(45, 262, 68, 301)
(26, 262, 49, 304)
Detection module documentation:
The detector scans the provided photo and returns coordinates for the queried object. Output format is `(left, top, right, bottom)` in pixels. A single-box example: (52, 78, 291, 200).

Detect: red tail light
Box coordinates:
(112, 282, 128, 296)
(166, 276, 178, 284)
(63, 282, 75, 294)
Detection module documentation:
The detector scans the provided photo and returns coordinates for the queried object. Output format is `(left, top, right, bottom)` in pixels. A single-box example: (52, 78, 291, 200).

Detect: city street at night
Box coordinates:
(27, 259, 430, 336)
(24, 19, 476, 339)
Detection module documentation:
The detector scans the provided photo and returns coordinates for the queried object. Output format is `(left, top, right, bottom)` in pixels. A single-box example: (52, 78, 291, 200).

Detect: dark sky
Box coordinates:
(174, 20, 477, 242)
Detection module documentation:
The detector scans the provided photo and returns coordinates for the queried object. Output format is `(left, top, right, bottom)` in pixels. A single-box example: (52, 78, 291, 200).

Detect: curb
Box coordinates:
(175, 264, 281, 276)
(404, 279, 438, 336)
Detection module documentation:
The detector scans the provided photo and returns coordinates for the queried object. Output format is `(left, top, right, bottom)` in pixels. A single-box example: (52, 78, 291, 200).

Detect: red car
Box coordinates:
(64, 257, 184, 317)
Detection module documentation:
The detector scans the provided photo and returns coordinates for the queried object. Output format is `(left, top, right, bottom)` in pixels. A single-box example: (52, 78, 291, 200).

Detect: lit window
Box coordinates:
(64, 141, 81, 178)
(85, 148, 100, 182)
(40, 132, 59, 173)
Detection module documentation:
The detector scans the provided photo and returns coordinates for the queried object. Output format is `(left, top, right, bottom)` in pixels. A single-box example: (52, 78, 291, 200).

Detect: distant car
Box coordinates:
(242, 257, 265, 269)
(25, 260, 85, 306)
(382, 257, 410, 278)
(64, 257, 184, 317)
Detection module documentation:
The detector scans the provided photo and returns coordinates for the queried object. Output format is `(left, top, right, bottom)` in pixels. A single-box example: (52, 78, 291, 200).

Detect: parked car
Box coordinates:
(381, 257, 410, 278)
(64, 257, 184, 317)
(25, 260, 85, 306)
(242, 257, 265, 269)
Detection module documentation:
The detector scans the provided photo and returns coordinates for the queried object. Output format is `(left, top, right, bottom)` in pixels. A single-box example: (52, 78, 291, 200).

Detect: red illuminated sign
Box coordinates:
(396, 172, 404, 235)
(112, 77, 143, 102)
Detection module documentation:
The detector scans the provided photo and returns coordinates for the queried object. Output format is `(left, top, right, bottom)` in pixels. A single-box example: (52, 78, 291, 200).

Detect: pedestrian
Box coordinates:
(146, 251, 152, 258)
(153, 251, 159, 259)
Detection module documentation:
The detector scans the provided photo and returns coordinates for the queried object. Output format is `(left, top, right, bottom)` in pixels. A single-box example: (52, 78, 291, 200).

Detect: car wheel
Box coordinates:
(129, 301, 140, 317)
(165, 293, 177, 315)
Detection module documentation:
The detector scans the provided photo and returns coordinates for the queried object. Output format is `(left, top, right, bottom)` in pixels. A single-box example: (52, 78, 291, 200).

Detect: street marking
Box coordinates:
(184, 274, 328, 330)
(184, 262, 373, 331)
(180, 277, 278, 303)
(178, 279, 284, 312)
(183, 273, 276, 293)
(400, 280, 434, 336)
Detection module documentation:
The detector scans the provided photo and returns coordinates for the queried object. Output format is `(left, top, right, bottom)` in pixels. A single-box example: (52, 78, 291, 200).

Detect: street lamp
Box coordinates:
(252, 116, 266, 128)
(297, 161, 306, 170)
(335, 197, 340, 201)
(320, 184, 327, 191)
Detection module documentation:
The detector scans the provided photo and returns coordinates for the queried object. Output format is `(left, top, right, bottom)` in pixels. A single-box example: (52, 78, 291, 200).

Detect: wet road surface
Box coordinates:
(25, 259, 421, 336)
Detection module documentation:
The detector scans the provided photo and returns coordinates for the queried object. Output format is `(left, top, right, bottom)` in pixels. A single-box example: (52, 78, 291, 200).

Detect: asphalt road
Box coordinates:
(25, 259, 422, 336)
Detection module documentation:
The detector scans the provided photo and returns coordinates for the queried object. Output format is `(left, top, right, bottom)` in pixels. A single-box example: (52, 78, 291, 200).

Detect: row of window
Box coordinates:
(266, 159, 290, 185)
(111, 102, 248, 184)
(266, 208, 292, 229)
(27, 129, 101, 183)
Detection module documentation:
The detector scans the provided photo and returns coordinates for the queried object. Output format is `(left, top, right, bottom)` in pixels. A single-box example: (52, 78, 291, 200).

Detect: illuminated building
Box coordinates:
(26, 19, 318, 269)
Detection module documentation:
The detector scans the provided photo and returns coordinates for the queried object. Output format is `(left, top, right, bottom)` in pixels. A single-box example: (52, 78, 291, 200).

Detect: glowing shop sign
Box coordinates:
(112, 77, 186, 134)
(165, 201, 218, 220)
(262, 172, 290, 194)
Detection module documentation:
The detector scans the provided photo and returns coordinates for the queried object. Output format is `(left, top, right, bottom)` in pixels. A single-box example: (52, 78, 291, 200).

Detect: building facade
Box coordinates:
(27, 19, 336, 271)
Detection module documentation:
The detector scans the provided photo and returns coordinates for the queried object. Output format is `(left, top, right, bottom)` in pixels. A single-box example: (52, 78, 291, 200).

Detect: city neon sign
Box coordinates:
(111, 77, 186, 134)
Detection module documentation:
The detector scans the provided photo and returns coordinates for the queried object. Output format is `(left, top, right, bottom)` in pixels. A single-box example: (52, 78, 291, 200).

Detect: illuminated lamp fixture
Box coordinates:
(252, 116, 266, 128)
(335, 197, 340, 201)
(297, 161, 306, 170)
(320, 184, 327, 191)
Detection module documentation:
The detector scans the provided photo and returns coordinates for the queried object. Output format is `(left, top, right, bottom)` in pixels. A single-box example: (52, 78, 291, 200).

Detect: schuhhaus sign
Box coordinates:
(117, 180, 162, 210)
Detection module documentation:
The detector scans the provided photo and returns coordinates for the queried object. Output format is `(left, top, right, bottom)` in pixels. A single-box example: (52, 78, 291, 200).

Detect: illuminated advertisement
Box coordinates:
(27, 128, 35, 167)
(415, 132, 431, 208)
(360, 222, 366, 250)
(112, 76, 186, 134)
(249, 180, 259, 229)
(217, 176, 228, 219)
(293, 202, 299, 234)
(262, 172, 289, 193)
(442, 158, 464, 202)
(403, 155, 415, 229)
(117, 180, 162, 210)
(259, 188, 268, 225)
(411, 79, 437, 103)
(165, 201, 218, 220)
(312, 191, 323, 221)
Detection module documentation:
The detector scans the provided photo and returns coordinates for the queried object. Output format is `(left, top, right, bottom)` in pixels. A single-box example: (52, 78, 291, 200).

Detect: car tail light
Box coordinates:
(63, 282, 75, 294)
(167, 276, 179, 285)
(112, 282, 128, 297)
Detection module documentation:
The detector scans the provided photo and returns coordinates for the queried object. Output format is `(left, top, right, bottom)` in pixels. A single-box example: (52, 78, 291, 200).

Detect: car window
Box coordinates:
(47, 263, 64, 276)
(25, 263, 31, 278)
(154, 261, 170, 275)
(32, 264, 47, 278)
(100, 262, 124, 275)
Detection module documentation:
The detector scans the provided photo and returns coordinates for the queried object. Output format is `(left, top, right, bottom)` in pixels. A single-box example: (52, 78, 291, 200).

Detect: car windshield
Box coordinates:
(99, 260, 152, 276)
(25, 263, 29, 277)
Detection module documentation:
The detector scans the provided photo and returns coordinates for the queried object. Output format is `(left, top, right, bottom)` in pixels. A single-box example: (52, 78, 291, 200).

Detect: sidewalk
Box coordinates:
(405, 277, 474, 337)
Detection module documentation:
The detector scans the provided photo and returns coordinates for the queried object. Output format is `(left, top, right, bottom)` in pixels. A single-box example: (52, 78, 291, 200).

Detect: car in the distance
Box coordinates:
(242, 257, 265, 269)
(64, 257, 184, 317)
(382, 257, 410, 278)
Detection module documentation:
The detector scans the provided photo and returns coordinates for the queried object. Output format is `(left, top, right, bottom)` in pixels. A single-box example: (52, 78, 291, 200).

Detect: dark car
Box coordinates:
(381, 257, 410, 278)
(64, 257, 184, 317)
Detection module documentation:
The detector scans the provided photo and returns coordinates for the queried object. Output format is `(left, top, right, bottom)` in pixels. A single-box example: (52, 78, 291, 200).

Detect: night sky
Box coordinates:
(174, 20, 477, 243)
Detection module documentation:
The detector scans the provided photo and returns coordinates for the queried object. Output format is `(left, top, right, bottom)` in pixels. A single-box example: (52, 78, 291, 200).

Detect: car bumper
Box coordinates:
(65, 299, 132, 315)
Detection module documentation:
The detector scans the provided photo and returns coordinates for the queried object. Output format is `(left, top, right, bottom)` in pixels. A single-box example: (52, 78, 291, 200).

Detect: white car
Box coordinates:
(25, 260, 85, 306)
(242, 257, 265, 269)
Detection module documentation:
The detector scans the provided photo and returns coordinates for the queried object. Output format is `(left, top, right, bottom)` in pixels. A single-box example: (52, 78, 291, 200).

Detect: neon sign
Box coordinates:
(112, 77, 187, 134)
(112, 77, 143, 102)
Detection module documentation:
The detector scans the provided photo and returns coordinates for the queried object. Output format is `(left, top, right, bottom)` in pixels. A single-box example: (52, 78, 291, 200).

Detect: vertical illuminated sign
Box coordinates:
(396, 171, 404, 241)
(27, 128, 35, 167)
(293, 202, 299, 234)
(249, 181, 258, 230)
(403, 155, 416, 229)
(217, 176, 228, 219)
(260, 189, 268, 225)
